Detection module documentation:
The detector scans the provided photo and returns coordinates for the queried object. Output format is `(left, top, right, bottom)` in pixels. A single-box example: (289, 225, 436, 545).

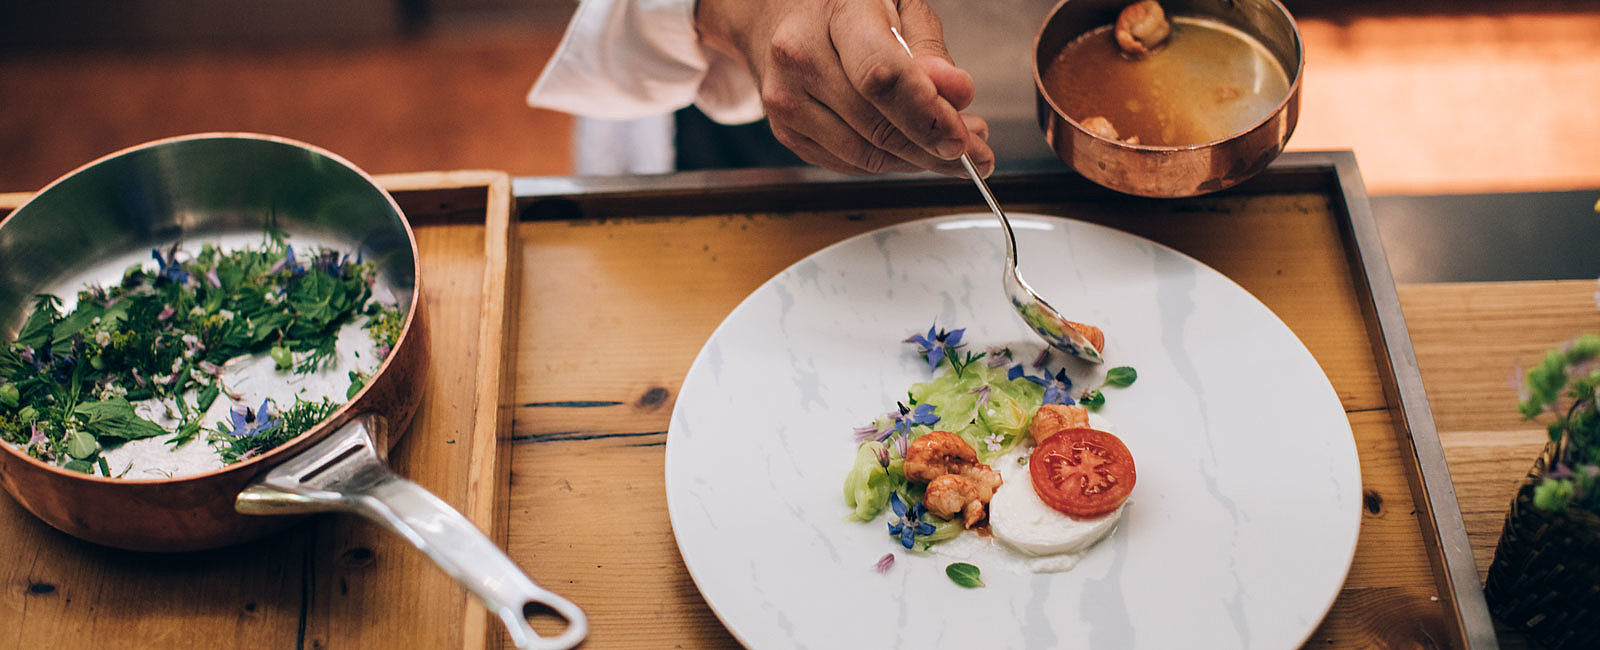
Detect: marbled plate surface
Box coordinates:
(665, 214, 1361, 649)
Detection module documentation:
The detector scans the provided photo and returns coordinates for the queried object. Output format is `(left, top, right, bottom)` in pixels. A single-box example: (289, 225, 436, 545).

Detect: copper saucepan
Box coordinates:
(0, 133, 586, 650)
(1033, 0, 1304, 197)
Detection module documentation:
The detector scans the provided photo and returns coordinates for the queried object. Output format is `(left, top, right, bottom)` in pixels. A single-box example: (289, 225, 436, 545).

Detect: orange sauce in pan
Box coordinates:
(1041, 16, 1290, 146)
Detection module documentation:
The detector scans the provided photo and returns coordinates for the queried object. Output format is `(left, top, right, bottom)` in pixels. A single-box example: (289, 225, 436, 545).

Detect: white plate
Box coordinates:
(665, 214, 1361, 649)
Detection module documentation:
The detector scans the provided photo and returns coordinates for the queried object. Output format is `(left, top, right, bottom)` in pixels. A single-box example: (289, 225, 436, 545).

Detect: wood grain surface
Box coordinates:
(0, 173, 517, 650)
(506, 190, 1458, 648)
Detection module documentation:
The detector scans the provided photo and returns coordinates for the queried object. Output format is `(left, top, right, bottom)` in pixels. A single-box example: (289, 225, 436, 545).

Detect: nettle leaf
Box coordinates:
(50, 302, 106, 347)
(15, 295, 62, 349)
(1105, 366, 1138, 387)
(72, 398, 167, 441)
(945, 562, 984, 588)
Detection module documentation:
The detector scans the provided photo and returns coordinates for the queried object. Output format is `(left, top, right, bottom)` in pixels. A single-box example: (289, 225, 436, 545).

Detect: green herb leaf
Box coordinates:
(945, 562, 984, 588)
(63, 459, 94, 474)
(72, 398, 168, 441)
(97, 457, 111, 477)
(1080, 389, 1106, 411)
(15, 295, 61, 349)
(0, 383, 18, 408)
(66, 430, 98, 459)
(270, 346, 293, 371)
(1105, 366, 1138, 387)
(197, 383, 220, 412)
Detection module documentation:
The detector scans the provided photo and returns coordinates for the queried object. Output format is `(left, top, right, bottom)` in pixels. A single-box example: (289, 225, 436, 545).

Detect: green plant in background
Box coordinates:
(1518, 334, 1600, 512)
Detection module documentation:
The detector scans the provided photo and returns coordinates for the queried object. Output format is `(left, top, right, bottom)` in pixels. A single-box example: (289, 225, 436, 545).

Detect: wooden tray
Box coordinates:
(0, 171, 518, 650)
(506, 151, 1495, 648)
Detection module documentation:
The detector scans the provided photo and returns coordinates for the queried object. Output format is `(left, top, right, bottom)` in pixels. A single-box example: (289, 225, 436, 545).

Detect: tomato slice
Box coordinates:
(1029, 428, 1136, 519)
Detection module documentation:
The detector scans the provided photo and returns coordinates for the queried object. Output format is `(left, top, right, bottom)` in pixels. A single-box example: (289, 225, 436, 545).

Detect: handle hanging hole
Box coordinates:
(522, 601, 573, 638)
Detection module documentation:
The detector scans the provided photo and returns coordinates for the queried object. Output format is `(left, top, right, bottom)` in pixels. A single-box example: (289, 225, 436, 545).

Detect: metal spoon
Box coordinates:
(891, 28, 1105, 364)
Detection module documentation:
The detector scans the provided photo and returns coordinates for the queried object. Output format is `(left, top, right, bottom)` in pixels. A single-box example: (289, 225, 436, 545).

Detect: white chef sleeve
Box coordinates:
(526, 0, 765, 125)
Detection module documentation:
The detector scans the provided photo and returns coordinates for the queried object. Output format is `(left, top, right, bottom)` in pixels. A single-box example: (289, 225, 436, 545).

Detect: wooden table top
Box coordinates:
(2, 173, 1593, 648)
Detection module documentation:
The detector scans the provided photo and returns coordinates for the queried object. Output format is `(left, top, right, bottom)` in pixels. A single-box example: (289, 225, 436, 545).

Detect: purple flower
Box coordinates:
(1013, 366, 1076, 405)
(205, 268, 223, 289)
(228, 399, 281, 439)
(985, 346, 1013, 368)
(874, 444, 892, 468)
(853, 424, 883, 443)
(1032, 348, 1051, 369)
(891, 433, 908, 459)
(198, 360, 224, 376)
(151, 242, 189, 285)
(874, 553, 896, 574)
(887, 493, 936, 549)
(882, 401, 939, 440)
(904, 324, 966, 372)
(269, 245, 307, 277)
(970, 384, 991, 408)
(26, 424, 46, 448)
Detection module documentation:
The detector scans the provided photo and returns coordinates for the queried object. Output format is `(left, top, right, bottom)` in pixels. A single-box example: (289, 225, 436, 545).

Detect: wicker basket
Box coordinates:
(1484, 441, 1600, 649)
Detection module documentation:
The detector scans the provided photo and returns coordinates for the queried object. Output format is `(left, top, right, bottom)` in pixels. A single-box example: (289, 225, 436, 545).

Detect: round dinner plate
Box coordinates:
(665, 214, 1361, 649)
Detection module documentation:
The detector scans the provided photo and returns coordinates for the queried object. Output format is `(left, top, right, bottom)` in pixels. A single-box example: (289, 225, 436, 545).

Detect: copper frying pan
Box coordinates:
(0, 133, 586, 650)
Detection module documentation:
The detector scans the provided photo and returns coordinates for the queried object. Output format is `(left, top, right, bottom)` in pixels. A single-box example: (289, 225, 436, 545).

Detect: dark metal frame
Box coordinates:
(511, 150, 1497, 649)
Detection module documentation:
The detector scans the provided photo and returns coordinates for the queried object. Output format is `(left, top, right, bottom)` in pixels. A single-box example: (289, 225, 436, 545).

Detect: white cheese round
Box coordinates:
(989, 414, 1125, 557)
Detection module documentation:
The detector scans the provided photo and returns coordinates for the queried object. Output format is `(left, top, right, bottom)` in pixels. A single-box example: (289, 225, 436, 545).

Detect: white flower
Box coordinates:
(984, 433, 1004, 452)
(94, 331, 112, 347)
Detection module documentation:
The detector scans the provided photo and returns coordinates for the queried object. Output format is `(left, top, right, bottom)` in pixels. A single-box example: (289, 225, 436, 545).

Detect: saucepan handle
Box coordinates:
(236, 416, 588, 650)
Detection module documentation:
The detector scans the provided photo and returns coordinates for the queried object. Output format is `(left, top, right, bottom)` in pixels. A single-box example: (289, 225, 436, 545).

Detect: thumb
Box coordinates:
(897, 0, 975, 110)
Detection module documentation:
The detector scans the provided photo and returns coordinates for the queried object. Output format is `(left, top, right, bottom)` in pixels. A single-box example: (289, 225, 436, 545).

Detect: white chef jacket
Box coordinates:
(527, 0, 1054, 124)
(527, 0, 1055, 172)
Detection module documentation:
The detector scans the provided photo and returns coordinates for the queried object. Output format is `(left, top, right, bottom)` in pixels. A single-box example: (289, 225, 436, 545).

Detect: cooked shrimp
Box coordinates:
(962, 464, 1003, 503)
(1029, 403, 1091, 444)
(1115, 0, 1171, 55)
(903, 430, 979, 483)
(1067, 320, 1106, 353)
(924, 474, 989, 529)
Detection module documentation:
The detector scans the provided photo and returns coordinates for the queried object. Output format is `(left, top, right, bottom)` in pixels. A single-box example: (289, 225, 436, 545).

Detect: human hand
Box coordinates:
(696, 0, 995, 177)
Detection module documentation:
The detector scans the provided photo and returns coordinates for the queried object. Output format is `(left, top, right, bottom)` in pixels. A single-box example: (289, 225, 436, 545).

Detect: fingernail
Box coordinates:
(936, 139, 965, 159)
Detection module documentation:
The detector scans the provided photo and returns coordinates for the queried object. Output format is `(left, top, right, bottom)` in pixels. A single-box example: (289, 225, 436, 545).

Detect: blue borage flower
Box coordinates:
(885, 401, 938, 440)
(270, 245, 307, 277)
(228, 399, 282, 439)
(904, 324, 966, 372)
(151, 242, 189, 285)
(887, 492, 936, 549)
(1009, 365, 1076, 405)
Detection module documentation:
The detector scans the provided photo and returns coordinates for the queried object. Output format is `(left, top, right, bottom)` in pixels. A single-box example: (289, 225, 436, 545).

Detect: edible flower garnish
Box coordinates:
(227, 399, 281, 439)
(852, 424, 883, 443)
(985, 345, 1013, 368)
(887, 492, 936, 549)
(905, 324, 966, 372)
(874, 553, 896, 574)
(883, 401, 939, 440)
(151, 243, 189, 285)
(1010, 366, 1076, 405)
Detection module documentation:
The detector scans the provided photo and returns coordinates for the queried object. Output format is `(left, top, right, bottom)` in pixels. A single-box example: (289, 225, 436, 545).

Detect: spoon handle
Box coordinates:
(958, 154, 1017, 269)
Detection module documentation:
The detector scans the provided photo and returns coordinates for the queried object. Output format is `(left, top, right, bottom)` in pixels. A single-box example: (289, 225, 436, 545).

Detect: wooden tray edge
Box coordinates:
(379, 170, 518, 650)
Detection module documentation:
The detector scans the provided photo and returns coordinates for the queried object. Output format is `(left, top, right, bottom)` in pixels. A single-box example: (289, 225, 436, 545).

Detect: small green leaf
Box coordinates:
(1080, 389, 1106, 412)
(1532, 478, 1573, 512)
(0, 383, 18, 408)
(62, 459, 94, 474)
(945, 562, 984, 588)
(197, 383, 220, 412)
(66, 430, 98, 459)
(1105, 366, 1138, 387)
(97, 457, 111, 477)
(270, 345, 293, 371)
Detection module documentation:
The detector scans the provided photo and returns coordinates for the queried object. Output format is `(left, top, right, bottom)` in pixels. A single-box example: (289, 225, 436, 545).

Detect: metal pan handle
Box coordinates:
(236, 415, 588, 650)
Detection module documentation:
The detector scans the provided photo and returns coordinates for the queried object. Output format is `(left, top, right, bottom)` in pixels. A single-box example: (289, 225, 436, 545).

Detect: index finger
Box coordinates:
(828, 1, 969, 160)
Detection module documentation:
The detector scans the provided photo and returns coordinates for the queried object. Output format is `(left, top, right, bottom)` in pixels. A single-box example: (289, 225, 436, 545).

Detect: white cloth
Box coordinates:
(526, 0, 763, 124)
(528, 0, 1057, 130)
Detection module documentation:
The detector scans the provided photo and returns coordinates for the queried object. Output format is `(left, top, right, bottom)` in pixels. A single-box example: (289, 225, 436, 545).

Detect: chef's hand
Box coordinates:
(696, 0, 995, 177)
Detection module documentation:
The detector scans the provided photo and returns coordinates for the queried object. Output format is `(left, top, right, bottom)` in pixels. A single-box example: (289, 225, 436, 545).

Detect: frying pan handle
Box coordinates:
(237, 416, 588, 650)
